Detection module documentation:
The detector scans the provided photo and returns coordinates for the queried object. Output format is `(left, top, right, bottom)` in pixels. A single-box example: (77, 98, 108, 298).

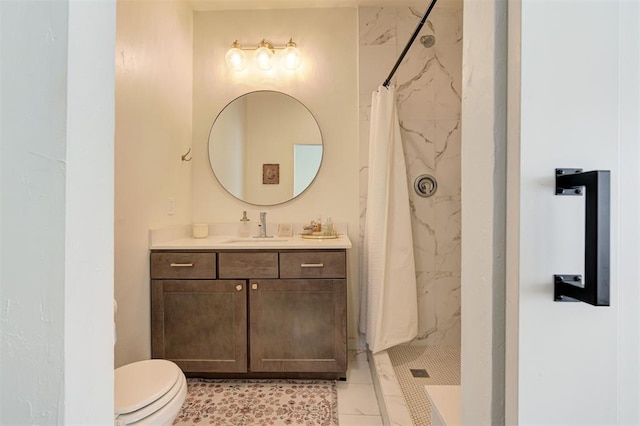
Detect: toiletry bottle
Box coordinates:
(316, 214, 322, 232)
(326, 217, 334, 235)
(239, 211, 251, 237)
(322, 218, 329, 236)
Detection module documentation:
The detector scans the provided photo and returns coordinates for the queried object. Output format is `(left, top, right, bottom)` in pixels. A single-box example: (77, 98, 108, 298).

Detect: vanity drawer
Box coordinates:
(151, 252, 217, 279)
(218, 252, 279, 279)
(280, 251, 346, 279)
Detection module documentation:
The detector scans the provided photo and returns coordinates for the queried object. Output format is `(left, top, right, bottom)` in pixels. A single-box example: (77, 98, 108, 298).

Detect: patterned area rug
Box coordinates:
(173, 379, 338, 426)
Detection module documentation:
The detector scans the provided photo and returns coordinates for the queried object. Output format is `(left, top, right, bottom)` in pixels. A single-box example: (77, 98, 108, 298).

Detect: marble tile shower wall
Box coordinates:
(359, 3, 462, 346)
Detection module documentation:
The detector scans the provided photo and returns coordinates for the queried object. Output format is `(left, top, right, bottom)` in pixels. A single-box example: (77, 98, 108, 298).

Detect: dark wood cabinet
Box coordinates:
(249, 279, 347, 373)
(150, 249, 347, 379)
(151, 279, 247, 373)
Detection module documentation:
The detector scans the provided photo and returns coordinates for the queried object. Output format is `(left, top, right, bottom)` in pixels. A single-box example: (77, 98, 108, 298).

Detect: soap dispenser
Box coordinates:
(239, 211, 251, 237)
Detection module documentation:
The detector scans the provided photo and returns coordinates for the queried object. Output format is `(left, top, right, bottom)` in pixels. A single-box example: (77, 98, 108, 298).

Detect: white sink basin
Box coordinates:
(222, 237, 290, 244)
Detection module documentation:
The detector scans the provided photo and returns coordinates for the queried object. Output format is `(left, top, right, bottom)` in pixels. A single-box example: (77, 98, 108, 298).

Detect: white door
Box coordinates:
(507, 0, 640, 424)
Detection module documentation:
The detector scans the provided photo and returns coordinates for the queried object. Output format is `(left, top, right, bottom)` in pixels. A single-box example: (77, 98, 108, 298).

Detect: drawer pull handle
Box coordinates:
(236, 284, 243, 291)
(301, 263, 324, 268)
(252, 283, 258, 290)
(170, 263, 194, 267)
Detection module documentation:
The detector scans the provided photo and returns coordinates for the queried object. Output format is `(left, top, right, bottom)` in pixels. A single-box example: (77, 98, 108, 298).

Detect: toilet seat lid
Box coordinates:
(115, 359, 182, 415)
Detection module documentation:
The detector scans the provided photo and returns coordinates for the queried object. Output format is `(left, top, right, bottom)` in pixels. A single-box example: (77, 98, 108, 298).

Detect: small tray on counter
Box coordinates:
(300, 233, 340, 240)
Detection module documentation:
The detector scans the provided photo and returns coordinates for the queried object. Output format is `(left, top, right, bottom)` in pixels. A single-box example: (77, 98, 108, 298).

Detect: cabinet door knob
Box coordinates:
(236, 284, 243, 291)
(252, 283, 258, 290)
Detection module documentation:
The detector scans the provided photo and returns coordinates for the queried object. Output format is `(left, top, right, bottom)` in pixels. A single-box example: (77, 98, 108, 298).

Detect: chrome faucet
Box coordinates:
(256, 211, 270, 238)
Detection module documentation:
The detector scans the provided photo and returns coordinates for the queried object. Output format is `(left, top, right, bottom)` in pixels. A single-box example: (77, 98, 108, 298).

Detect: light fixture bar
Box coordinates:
(232, 38, 295, 51)
(225, 38, 301, 71)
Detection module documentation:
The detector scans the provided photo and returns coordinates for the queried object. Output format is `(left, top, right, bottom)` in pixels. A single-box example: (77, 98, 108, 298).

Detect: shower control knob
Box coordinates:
(414, 174, 438, 198)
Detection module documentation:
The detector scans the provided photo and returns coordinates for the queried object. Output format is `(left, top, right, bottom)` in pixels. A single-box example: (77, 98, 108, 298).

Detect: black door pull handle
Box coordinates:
(554, 168, 611, 306)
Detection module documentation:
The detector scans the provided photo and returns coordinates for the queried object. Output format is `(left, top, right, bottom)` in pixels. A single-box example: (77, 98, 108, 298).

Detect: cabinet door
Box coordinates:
(249, 279, 347, 373)
(151, 279, 247, 373)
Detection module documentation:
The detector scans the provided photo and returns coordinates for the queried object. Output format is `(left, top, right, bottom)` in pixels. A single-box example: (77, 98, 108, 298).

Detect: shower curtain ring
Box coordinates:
(414, 174, 437, 197)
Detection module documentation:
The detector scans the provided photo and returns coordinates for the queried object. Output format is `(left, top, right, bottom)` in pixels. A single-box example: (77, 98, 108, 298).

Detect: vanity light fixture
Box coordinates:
(282, 39, 302, 70)
(254, 40, 274, 70)
(225, 40, 246, 71)
(225, 38, 301, 71)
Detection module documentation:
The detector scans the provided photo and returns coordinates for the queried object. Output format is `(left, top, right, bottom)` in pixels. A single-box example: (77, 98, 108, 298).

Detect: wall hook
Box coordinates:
(181, 148, 192, 162)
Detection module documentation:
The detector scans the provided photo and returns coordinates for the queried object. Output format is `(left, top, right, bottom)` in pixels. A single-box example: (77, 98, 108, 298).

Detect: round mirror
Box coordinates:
(208, 91, 323, 206)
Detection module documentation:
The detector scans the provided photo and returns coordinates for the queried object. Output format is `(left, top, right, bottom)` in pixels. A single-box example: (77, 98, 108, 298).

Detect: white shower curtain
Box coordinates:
(359, 85, 418, 354)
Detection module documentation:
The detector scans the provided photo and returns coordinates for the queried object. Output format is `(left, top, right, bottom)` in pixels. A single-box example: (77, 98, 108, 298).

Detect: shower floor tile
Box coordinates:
(386, 345, 460, 425)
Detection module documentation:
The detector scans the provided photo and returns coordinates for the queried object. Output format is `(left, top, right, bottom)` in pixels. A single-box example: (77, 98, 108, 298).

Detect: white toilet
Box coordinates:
(114, 301, 187, 425)
(114, 359, 187, 425)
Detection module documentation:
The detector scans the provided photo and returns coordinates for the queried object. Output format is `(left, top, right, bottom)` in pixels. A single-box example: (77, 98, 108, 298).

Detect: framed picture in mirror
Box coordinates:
(263, 163, 279, 184)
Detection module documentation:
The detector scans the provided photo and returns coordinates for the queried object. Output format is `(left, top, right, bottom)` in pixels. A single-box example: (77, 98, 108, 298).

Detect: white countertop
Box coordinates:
(150, 234, 352, 250)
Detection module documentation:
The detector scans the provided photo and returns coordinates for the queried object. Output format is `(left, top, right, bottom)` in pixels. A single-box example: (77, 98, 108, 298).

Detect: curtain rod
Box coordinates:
(382, 0, 439, 89)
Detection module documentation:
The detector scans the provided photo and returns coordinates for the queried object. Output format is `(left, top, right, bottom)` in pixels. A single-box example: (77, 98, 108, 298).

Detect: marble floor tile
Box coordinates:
(372, 351, 404, 397)
(337, 382, 381, 416)
(386, 395, 415, 426)
(347, 351, 374, 385)
(339, 414, 385, 425)
(370, 350, 414, 425)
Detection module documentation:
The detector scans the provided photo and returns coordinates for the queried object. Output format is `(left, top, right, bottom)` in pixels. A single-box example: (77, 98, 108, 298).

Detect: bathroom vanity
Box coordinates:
(149, 233, 351, 380)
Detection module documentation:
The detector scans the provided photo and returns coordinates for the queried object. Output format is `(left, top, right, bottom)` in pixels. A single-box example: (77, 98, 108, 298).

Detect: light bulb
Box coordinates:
(225, 41, 246, 71)
(282, 39, 301, 70)
(254, 40, 274, 71)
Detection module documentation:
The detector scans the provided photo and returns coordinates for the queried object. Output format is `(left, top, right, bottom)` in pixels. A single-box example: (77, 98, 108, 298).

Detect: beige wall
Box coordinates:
(209, 96, 246, 197)
(114, 0, 193, 367)
(243, 93, 320, 204)
(191, 8, 360, 344)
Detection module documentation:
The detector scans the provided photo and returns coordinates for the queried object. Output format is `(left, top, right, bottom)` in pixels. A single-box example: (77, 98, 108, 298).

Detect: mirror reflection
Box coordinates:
(208, 91, 323, 206)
